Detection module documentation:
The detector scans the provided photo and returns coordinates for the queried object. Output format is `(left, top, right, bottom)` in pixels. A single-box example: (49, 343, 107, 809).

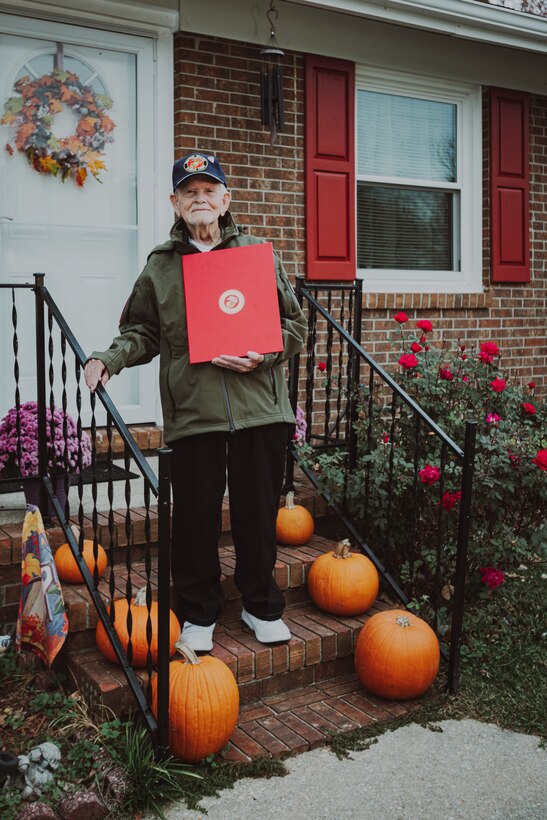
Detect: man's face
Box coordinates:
(170, 177, 231, 228)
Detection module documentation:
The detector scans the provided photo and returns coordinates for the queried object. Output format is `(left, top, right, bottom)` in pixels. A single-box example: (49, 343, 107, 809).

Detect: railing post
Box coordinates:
(34, 273, 48, 516)
(156, 447, 172, 756)
(283, 276, 304, 493)
(347, 278, 363, 470)
(448, 419, 477, 694)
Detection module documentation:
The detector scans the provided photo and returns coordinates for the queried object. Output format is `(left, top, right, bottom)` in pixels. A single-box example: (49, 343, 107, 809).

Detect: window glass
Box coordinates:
(357, 183, 457, 270)
(357, 90, 457, 182)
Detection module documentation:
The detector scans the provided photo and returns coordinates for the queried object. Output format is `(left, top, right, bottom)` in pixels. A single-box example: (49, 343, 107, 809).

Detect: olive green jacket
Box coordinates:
(91, 214, 307, 444)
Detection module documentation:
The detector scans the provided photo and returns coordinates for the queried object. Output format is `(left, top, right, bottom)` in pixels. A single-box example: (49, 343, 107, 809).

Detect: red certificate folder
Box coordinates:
(182, 242, 284, 364)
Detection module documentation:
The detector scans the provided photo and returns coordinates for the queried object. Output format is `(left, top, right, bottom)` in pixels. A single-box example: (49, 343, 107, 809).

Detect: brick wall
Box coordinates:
(174, 33, 305, 278)
(174, 33, 546, 396)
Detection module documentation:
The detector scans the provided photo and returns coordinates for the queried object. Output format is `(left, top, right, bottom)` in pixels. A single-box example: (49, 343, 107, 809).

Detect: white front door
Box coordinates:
(0, 14, 158, 426)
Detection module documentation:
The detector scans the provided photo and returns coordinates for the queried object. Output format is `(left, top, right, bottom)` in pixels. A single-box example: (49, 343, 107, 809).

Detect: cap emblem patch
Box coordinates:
(184, 155, 208, 173)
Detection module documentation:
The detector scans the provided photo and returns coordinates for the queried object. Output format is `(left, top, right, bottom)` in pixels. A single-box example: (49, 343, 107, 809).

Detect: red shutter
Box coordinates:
(305, 55, 355, 281)
(490, 88, 530, 283)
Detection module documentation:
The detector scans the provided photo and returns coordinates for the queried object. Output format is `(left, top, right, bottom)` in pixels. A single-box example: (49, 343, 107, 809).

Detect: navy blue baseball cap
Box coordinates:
(172, 152, 227, 191)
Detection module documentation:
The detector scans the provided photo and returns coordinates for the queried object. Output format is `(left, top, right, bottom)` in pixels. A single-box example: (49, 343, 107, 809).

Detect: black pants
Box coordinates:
(170, 423, 289, 626)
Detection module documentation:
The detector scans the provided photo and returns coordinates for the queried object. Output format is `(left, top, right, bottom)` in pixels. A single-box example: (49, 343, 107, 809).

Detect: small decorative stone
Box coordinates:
(15, 803, 58, 819)
(56, 791, 107, 820)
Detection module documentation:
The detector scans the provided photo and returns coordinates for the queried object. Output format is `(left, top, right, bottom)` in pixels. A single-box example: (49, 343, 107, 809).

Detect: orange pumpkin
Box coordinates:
(96, 587, 180, 668)
(276, 491, 314, 545)
(54, 526, 107, 584)
(354, 609, 440, 699)
(151, 642, 239, 762)
(307, 539, 379, 616)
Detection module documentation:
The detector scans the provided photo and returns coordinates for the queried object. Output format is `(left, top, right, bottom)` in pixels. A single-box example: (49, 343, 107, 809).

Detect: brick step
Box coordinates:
(0, 478, 331, 628)
(0, 483, 328, 569)
(66, 597, 399, 719)
(61, 535, 338, 650)
(223, 673, 422, 763)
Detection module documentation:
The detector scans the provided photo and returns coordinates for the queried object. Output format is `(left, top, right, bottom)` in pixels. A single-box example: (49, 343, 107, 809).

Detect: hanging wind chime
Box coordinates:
(260, 0, 285, 145)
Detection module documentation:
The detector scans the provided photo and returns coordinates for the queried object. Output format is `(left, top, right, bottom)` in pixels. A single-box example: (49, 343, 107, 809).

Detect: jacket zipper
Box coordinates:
(269, 370, 278, 405)
(166, 346, 177, 414)
(222, 374, 236, 433)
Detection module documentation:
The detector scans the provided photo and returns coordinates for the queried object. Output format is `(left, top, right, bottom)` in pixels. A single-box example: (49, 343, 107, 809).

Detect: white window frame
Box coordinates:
(355, 65, 482, 294)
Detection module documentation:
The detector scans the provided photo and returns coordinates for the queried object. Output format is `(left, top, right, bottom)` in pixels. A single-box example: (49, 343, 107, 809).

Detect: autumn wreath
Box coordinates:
(1, 68, 115, 187)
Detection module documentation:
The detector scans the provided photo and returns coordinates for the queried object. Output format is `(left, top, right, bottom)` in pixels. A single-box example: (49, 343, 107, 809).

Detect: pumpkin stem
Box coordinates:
(134, 587, 148, 607)
(285, 491, 296, 510)
(396, 615, 411, 628)
(175, 640, 201, 664)
(333, 538, 352, 559)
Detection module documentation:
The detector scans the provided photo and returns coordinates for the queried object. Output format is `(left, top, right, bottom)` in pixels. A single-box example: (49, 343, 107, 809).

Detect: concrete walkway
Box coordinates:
(156, 720, 547, 820)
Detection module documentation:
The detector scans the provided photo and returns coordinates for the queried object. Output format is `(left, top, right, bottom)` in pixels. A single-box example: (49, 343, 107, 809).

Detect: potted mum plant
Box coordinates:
(0, 401, 92, 514)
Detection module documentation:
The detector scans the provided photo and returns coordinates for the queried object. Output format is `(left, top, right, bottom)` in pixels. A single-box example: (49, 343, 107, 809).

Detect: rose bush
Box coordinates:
(299, 317, 546, 622)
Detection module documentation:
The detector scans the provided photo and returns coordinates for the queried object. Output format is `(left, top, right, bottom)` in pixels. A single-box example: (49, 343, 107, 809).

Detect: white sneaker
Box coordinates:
(241, 609, 291, 644)
(179, 621, 215, 652)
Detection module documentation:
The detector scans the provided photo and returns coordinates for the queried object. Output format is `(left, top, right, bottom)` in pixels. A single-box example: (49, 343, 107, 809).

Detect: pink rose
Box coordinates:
(532, 449, 547, 471)
(419, 464, 441, 485)
(394, 311, 409, 324)
(416, 320, 433, 333)
(489, 378, 507, 393)
(399, 353, 419, 369)
(486, 413, 501, 425)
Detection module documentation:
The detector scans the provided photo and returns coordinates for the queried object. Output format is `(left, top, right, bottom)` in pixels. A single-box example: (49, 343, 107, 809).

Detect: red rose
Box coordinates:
(439, 367, 453, 381)
(424, 345, 430, 352)
(420, 336, 426, 344)
(439, 490, 462, 511)
(480, 567, 505, 590)
(416, 320, 433, 333)
(521, 402, 537, 415)
(532, 449, 547, 471)
(382, 433, 389, 444)
(489, 378, 507, 393)
(399, 353, 419, 369)
(528, 381, 536, 389)
(317, 362, 327, 372)
(419, 464, 441, 485)
(461, 354, 467, 361)
(508, 449, 521, 467)
(480, 342, 500, 356)
(394, 311, 409, 324)
(460, 345, 466, 352)
(478, 342, 500, 364)
(410, 342, 422, 353)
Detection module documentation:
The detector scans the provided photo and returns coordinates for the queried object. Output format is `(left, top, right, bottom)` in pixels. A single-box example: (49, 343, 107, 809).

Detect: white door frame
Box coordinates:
(0, 8, 175, 425)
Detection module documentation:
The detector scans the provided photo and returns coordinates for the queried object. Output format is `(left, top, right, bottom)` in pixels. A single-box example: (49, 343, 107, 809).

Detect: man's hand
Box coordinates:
(84, 358, 110, 392)
(211, 351, 265, 373)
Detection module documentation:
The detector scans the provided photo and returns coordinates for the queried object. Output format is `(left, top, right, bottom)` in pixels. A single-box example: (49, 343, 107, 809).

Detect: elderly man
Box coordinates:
(84, 152, 307, 651)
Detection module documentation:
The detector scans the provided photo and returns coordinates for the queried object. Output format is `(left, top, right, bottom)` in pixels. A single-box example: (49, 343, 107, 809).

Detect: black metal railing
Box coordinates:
(0, 275, 172, 753)
(285, 277, 476, 694)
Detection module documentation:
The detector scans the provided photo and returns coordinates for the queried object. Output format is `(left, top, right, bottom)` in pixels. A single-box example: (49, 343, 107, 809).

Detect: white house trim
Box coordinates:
(0, 0, 179, 36)
(285, 0, 547, 54)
